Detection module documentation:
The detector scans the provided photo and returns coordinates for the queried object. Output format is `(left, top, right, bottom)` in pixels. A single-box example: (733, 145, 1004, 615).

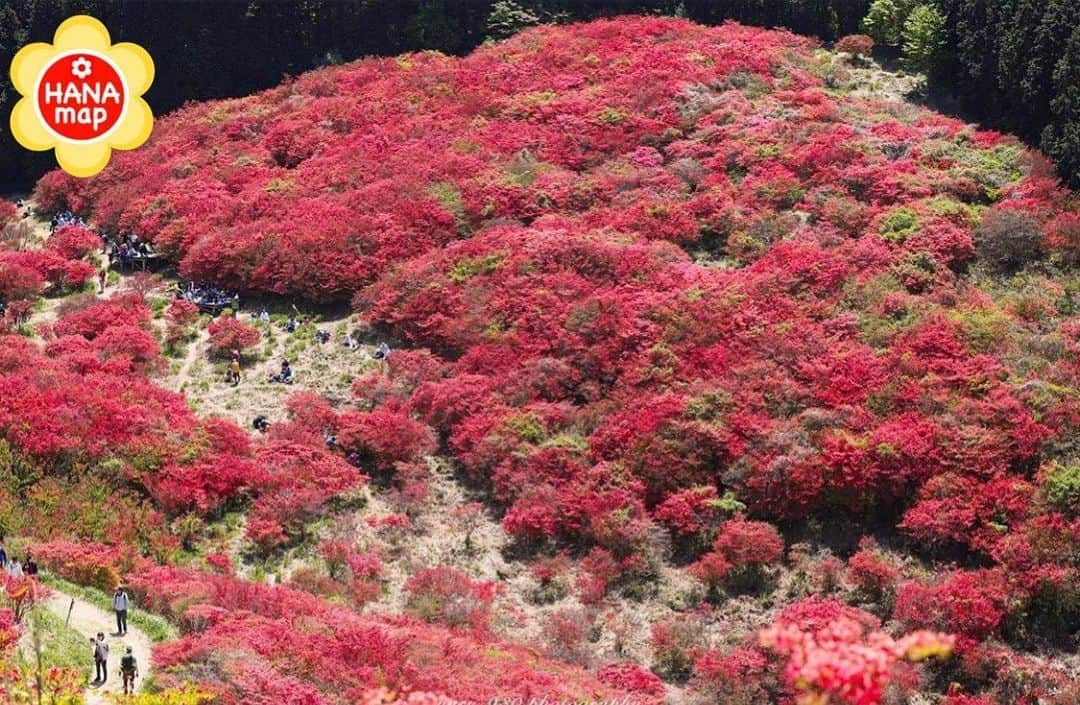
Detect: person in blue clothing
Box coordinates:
(0, 539, 7, 569)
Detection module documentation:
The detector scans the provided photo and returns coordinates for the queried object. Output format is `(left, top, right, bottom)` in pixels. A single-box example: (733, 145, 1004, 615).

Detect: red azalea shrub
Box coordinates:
(206, 315, 260, 358)
(650, 613, 706, 682)
(50, 293, 150, 340)
(652, 484, 724, 552)
(847, 537, 901, 605)
(31, 540, 127, 590)
(835, 34, 874, 58)
(760, 598, 954, 705)
(403, 566, 495, 631)
(893, 570, 1009, 647)
(47, 225, 100, 260)
(542, 607, 596, 665)
(690, 647, 771, 705)
(0, 201, 17, 229)
(691, 517, 784, 594)
(596, 661, 665, 700)
(0, 261, 44, 301)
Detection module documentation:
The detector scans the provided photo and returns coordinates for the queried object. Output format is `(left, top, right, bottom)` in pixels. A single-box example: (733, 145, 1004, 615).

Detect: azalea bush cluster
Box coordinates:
(126, 564, 652, 705)
(0, 295, 367, 559)
(1, 201, 97, 316)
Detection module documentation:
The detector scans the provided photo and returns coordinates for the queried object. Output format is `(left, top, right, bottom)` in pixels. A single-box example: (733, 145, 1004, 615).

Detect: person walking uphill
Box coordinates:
(121, 646, 139, 695)
(113, 586, 130, 636)
(92, 632, 109, 683)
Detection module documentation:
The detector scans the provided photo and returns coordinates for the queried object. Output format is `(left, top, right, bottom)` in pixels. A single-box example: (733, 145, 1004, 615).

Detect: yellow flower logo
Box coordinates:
(9, 15, 154, 178)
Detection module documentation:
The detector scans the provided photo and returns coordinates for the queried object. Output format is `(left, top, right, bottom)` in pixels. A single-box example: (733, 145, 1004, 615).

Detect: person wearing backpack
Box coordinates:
(113, 586, 130, 636)
(120, 646, 139, 695)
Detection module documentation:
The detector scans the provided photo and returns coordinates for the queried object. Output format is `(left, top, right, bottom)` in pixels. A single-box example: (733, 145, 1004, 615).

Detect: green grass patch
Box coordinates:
(23, 607, 90, 679)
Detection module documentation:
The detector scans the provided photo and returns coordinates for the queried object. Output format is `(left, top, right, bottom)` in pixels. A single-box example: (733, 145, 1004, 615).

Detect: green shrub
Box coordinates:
(1044, 462, 1080, 514)
(902, 4, 946, 74)
(879, 207, 920, 242)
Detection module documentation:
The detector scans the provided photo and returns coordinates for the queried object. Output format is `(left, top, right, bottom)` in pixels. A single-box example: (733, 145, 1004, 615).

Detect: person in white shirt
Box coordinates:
(113, 587, 130, 636)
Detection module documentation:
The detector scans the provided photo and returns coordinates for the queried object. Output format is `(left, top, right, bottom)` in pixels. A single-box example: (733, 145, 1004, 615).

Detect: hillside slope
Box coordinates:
(7, 15, 1080, 705)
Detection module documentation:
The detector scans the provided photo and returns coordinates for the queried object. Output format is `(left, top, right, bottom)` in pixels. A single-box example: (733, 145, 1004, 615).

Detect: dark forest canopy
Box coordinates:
(1, 0, 1078, 188)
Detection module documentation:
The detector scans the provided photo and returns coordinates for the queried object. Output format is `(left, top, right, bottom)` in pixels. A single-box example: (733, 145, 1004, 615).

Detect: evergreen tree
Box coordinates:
(862, 0, 918, 47)
(901, 4, 946, 74)
(1043, 25, 1080, 188)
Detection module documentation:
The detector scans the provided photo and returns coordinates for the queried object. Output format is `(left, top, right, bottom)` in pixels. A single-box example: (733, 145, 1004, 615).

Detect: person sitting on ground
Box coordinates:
(258, 309, 270, 324)
(285, 316, 298, 333)
(342, 334, 359, 351)
(252, 415, 270, 433)
(120, 646, 139, 695)
(267, 360, 293, 384)
(315, 329, 331, 344)
(324, 431, 337, 449)
(374, 342, 391, 360)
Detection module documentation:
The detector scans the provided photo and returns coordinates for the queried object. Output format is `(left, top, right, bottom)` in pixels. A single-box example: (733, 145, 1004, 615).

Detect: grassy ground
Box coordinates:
(22, 606, 91, 678)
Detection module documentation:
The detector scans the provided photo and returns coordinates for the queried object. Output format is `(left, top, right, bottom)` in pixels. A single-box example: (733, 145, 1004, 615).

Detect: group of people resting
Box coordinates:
(106, 232, 158, 270)
(49, 210, 87, 233)
(176, 281, 239, 314)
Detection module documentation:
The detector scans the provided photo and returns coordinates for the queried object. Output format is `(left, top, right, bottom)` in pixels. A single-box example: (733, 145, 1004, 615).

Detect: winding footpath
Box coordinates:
(43, 592, 153, 704)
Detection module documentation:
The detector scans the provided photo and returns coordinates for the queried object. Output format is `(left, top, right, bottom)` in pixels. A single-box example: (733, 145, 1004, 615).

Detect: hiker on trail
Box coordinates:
(0, 540, 7, 568)
(98, 268, 108, 293)
(121, 646, 139, 695)
(252, 415, 270, 433)
(23, 555, 37, 577)
(7, 558, 22, 578)
(113, 586, 130, 636)
(258, 309, 270, 324)
(227, 350, 242, 386)
(93, 632, 109, 683)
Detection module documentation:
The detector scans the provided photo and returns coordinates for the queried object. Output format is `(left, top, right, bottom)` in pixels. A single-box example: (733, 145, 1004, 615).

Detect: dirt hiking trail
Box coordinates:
(44, 591, 152, 704)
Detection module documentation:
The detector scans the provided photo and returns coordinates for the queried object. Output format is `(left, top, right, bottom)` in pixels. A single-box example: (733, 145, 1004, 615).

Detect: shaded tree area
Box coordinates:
(862, 0, 1080, 188)
(932, 0, 1080, 188)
